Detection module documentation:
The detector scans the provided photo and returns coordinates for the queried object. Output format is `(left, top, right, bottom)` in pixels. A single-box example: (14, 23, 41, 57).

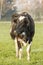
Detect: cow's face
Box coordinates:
(14, 16, 29, 36)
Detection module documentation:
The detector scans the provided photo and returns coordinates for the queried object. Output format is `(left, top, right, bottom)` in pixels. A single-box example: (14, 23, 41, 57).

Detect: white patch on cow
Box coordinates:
(22, 32, 25, 36)
(19, 16, 25, 21)
(14, 30, 16, 34)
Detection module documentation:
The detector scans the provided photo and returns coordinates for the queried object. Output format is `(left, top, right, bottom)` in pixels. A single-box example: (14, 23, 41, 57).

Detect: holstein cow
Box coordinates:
(10, 12, 35, 61)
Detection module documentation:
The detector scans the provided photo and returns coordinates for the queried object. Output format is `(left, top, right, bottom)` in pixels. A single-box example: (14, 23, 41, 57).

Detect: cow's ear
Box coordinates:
(11, 15, 17, 23)
(12, 13, 19, 18)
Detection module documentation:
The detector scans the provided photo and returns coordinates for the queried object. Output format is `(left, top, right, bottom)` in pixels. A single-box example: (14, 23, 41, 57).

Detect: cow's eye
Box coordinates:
(14, 19, 17, 23)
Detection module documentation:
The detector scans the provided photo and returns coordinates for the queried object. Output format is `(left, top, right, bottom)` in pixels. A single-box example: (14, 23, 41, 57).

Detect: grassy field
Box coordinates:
(0, 21, 43, 65)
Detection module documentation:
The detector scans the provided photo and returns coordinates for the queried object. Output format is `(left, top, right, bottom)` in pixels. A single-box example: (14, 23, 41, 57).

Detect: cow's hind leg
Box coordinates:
(26, 42, 32, 61)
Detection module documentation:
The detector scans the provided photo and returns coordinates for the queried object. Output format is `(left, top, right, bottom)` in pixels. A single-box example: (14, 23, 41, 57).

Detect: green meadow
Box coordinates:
(0, 21, 43, 65)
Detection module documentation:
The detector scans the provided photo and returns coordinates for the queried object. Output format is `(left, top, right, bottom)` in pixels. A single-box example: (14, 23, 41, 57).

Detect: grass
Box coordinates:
(0, 21, 43, 65)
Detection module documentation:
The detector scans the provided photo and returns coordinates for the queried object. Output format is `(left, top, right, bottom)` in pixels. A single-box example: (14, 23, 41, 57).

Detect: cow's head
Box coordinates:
(14, 15, 30, 38)
(10, 13, 30, 40)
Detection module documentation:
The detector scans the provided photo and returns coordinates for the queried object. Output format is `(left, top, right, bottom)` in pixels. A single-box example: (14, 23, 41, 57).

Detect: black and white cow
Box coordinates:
(10, 12, 35, 61)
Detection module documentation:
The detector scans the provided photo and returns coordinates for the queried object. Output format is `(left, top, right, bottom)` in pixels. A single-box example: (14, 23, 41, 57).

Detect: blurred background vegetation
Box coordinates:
(0, 0, 43, 21)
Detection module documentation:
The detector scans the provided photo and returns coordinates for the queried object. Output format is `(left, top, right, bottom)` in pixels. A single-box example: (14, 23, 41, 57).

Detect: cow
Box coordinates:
(10, 12, 35, 61)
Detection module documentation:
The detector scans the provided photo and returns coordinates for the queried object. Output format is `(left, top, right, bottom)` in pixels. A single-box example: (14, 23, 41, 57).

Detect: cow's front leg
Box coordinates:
(26, 42, 32, 61)
(17, 40, 23, 60)
(19, 48, 22, 60)
(15, 38, 19, 58)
